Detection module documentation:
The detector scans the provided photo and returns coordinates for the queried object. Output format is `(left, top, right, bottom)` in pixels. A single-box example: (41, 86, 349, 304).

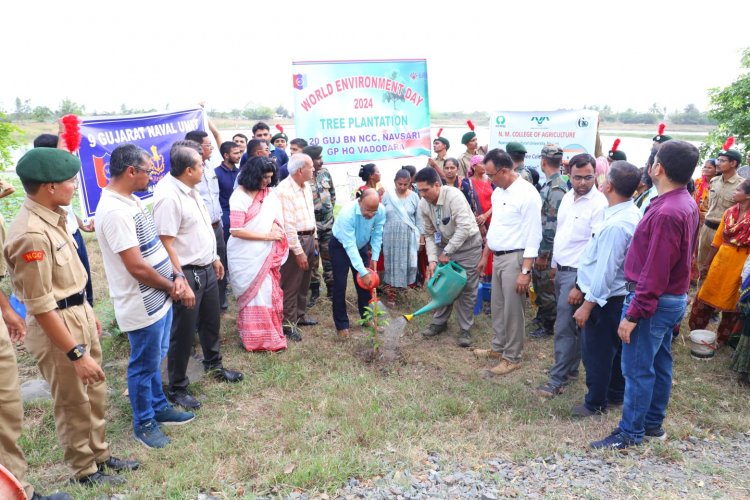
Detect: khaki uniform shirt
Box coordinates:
(458, 151, 474, 179)
(4, 200, 86, 315)
(706, 173, 743, 224)
(419, 186, 481, 262)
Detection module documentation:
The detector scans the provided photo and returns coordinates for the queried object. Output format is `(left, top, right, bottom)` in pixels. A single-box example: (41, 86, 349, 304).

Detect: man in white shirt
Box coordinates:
(185, 130, 228, 310)
(96, 144, 195, 449)
(475, 149, 542, 375)
(535, 154, 607, 397)
(153, 141, 243, 411)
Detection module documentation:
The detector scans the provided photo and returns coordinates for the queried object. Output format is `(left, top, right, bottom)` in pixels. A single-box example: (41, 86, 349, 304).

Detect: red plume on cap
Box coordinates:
(611, 138, 621, 152)
(437, 128, 443, 138)
(61, 114, 81, 153)
(657, 122, 666, 136)
(275, 124, 284, 133)
(723, 136, 735, 151)
(467, 120, 475, 132)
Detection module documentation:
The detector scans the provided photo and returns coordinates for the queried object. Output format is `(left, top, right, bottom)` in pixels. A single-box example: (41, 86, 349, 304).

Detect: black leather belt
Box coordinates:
(297, 230, 315, 236)
(493, 248, 523, 256)
(557, 265, 577, 272)
(625, 281, 637, 292)
(704, 220, 720, 230)
(57, 290, 86, 310)
(183, 263, 211, 271)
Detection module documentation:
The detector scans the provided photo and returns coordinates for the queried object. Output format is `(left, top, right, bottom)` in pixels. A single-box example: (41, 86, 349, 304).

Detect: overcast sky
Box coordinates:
(2, 0, 748, 116)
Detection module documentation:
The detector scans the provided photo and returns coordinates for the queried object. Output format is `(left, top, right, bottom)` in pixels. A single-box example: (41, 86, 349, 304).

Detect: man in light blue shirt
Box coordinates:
(329, 189, 386, 337)
(568, 161, 643, 418)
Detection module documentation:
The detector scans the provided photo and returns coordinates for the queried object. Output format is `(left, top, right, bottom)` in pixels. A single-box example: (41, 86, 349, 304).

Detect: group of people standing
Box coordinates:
(1, 116, 748, 500)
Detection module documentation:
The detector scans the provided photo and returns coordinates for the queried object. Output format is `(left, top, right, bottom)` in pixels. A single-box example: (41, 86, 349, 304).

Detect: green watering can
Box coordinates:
(404, 261, 467, 321)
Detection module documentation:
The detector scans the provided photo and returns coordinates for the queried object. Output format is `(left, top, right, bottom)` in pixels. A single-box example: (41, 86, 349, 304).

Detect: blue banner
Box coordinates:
(77, 108, 205, 217)
(292, 59, 431, 163)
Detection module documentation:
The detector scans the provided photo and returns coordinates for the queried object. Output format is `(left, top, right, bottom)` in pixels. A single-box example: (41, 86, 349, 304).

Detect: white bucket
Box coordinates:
(689, 329, 717, 359)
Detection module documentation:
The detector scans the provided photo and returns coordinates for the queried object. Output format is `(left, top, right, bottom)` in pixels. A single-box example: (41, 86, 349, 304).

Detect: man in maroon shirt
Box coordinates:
(591, 140, 699, 449)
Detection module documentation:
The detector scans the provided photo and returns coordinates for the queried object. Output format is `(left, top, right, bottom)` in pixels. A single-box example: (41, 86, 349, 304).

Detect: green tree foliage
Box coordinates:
(31, 106, 53, 122)
(702, 48, 750, 158)
(0, 112, 21, 171)
(58, 98, 85, 116)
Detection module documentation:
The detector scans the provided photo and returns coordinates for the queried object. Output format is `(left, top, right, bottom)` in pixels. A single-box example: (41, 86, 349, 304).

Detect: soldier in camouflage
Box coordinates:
(304, 145, 336, 306)
(530, 144, 568, 338)
(506, 142, 534, 184)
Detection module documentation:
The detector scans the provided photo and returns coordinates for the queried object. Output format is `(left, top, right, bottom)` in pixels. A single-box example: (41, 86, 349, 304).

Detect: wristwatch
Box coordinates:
(521, 268, 531, 275)
(67, 344, 86, 361)
(624, 314, 639, 324)
(173, 272, 186, 281)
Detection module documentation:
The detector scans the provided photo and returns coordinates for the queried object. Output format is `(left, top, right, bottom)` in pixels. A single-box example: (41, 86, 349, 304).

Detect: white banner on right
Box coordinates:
(489, 110, 599, 183)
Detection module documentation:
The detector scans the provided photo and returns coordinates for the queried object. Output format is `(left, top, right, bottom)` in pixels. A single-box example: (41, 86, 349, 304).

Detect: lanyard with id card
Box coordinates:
(434, 205, 443, 245)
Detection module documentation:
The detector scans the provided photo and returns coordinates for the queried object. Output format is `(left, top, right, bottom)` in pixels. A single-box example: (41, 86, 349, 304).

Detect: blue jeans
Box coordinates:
(618, 292, 686, 443)
(127, 308, 172, 429)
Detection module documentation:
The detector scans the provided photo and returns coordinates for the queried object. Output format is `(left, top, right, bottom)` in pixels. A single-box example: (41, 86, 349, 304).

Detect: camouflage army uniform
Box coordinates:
(515, 164, 533, 184)
(309, 167, 336, 291)
(533, 172, 568, 331)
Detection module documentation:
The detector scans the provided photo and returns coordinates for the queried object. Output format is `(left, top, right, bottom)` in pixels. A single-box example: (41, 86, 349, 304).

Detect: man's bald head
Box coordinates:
(359, 188, 380, 219)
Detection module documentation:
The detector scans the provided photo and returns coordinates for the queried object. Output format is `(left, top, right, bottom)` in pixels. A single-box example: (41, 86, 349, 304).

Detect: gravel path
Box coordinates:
(324, 432, 750, 499)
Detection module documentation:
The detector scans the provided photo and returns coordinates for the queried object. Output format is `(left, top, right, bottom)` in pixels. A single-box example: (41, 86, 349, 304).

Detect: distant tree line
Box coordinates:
(3, 98, 293, 123)
(585, 103, 715, 126)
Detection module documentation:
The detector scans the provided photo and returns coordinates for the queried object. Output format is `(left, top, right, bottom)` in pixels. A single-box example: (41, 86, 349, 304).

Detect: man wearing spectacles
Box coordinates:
(474, 149, 542, 375)
(185, 130, 228, 310)
(534, 154, 607, 398)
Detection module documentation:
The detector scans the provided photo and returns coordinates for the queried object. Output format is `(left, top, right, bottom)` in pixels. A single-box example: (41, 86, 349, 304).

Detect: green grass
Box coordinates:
(2, 201, 749, 496)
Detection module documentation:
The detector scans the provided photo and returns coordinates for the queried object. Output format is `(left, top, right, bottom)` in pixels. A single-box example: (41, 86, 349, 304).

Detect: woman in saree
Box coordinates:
(731, 254, 750, 386)
(227, 156, 289, 352)
(382, 169, 424, 307)
(689, 179, 750, 346)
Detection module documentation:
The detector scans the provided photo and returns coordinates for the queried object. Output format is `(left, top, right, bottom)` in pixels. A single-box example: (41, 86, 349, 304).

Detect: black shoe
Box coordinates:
(529, 325, 554, 338)
(298, 317, 318, 326)
(75, 471, 127, 487)
(208, 367, 244, 383)
(457, 329, 473, 348)
(421, 323, 448, 338)
(308, 284, 320, 308)
(284, 327, 303, 342)
(167, 390, 202, 410)
(326, 284, 334, 298)
(97, 456, 140, 472)
(32, 492, 72, 500)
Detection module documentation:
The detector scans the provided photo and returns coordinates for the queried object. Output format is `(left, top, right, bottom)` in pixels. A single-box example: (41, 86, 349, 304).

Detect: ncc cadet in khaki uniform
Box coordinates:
(698, 146, 743, 278)
(458, 123, 480, 179)
(530, 144, 568, 338)
(0, 213, 72, 500)
(3, 148, 138, 487)
(305, 145, 336, 306)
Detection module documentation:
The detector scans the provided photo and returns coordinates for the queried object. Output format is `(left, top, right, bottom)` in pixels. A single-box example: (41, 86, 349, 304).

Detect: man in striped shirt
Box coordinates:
(96, 144, 195, 449)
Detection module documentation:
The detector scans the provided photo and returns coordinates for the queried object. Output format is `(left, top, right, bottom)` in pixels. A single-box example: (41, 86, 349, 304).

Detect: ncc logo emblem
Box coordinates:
(577, 117, 590, 128)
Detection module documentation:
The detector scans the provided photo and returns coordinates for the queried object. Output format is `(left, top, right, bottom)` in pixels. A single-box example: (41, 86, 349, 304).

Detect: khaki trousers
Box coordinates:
(280, 234, 316, 324)
(697, 224, 717, 279)
(0, 323, 33, 497)
(430, 237, 483, 331)
(490, 251, 526, 363)
(24, 303, 109, 479)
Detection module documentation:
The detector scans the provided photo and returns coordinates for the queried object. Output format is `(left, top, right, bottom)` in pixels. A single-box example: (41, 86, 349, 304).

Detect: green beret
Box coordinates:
(461, 131, 476, 145)
(719, 149, 743, 164)
(434, 137, 450, 149)
(17, 148, 81, 183)
(608, 150, 627, 161)
(652, 134, 672, 143)
(271, 132, 288, 143)
(506, 142, 527, 155)
(303, 145, 323, 160)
